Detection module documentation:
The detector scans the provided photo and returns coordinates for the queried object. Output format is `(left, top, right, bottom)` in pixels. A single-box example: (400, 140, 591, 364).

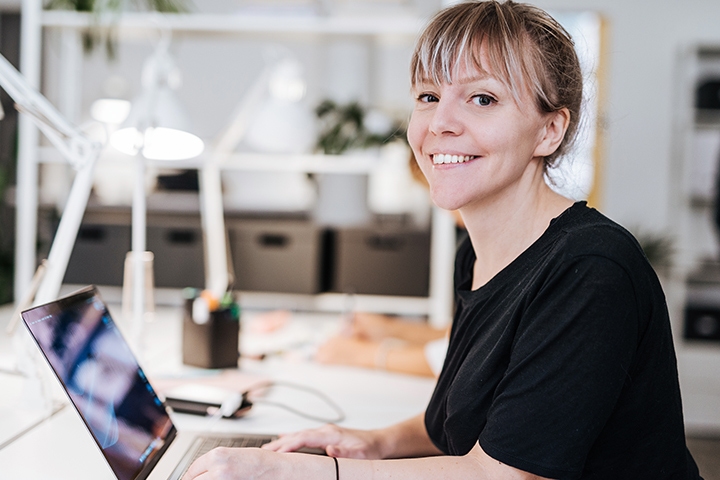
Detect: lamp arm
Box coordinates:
(0, 52, 102, 312)
(0, 53, 100, 170)
(199, 64, 274, 298)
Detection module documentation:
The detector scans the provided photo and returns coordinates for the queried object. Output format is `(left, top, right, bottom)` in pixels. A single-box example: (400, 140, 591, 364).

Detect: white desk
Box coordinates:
(0, 305, 436, 479)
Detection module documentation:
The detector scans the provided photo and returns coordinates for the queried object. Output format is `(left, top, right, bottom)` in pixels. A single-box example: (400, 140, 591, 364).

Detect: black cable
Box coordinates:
(245, 380, 346, 424)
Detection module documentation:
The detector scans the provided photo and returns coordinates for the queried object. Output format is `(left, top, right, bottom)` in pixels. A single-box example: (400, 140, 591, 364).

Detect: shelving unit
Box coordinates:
(15, 0, 456, 326)
(40, 10, 426, 35)
(675, 46, 720, 277)
(671, 42, 720, 432)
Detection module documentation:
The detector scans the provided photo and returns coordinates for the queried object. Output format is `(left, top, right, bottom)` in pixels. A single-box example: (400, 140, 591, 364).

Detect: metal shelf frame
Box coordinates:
(15, 0, 456, 326)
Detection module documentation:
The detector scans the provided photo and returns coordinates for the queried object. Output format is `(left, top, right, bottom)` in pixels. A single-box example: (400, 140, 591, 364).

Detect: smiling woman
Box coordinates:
(181, 2, 703, 479)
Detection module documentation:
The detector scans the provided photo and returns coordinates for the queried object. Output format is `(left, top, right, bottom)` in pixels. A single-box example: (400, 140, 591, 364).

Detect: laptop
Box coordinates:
(21, 285, 276, 480)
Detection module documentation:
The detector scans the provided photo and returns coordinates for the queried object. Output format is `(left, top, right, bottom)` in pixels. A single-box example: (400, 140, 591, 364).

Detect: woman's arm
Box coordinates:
(264, 413, 440, 459)
(183, 441, 553, 480)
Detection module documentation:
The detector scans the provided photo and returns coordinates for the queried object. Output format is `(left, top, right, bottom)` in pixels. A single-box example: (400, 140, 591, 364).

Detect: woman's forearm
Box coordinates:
(332, 447, 543, 480)
(186, 424, 545, 480)
(375, 413, 441, 459)
(273, 443, 543, 480)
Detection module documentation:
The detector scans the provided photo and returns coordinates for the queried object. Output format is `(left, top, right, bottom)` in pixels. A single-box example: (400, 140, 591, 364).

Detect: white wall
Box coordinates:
(536, 0, 714, 235)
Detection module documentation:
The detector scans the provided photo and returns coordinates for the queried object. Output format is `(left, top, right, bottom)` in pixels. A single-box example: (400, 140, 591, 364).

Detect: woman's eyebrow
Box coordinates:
(456, 72, 498, 85)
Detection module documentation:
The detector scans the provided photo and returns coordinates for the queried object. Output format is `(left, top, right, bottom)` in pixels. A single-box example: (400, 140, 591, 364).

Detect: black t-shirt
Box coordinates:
(425, 202, 702, 480)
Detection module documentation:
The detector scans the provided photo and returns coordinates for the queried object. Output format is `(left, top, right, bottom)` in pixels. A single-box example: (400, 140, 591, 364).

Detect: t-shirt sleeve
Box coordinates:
(478, 254, 639, 479)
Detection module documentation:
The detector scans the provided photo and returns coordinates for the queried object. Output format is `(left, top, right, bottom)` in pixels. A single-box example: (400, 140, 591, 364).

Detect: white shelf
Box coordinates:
(40, 10, 425, 36)
(39, 146, 383, 174)
(16, 2, 456, 326)
(73, 285, 432, 317)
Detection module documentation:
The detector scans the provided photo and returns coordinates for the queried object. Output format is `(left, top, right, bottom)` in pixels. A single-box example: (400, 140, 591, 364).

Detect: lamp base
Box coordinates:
(121, 250, 155, 353)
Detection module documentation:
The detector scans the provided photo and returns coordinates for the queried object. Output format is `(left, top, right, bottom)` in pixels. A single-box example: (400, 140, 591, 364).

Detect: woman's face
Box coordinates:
(407, 53, 554, 212)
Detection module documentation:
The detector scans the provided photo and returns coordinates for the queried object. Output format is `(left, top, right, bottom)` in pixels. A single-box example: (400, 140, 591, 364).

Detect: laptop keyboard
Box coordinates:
(172, 434, 277, 479)
(193, 434, 276, 459)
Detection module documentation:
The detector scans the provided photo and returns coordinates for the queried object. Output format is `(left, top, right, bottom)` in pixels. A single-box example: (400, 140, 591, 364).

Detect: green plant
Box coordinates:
(45, 0, 190, 57)
(315, 100, 406, 155)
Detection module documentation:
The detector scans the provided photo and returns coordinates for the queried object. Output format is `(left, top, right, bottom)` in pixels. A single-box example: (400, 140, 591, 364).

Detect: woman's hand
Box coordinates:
(262, 423, 386, 459)
(182, 447, 341, 480)
(182, 447, 283, 480)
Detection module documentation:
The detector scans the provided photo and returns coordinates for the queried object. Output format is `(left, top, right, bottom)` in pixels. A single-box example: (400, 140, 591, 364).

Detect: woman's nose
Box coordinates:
(429, 100, 462, 136)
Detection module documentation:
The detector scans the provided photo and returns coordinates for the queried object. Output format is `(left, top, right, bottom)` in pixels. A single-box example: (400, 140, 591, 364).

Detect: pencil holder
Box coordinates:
(182, 299, 240, 369)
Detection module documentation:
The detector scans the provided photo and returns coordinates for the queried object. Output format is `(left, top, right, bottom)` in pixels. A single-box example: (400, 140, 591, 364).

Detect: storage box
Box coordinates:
(684, 281, 720, 342)
(228, 219, 328, 294)
(147, 215, 204, 289)
(332, 226, 430, 297)
(64, 224, 130, 286)
(685, 305, 720, 341)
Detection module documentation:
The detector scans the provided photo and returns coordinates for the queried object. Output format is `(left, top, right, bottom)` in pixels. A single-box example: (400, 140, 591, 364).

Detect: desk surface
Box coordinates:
(0, 304, 435, 479)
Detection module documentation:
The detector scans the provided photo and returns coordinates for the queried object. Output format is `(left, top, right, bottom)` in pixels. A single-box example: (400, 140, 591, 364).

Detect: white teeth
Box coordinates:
(432, 154, 473, 165)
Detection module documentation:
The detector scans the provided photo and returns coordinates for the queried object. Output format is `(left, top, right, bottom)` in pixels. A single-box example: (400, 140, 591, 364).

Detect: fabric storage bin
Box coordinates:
(228, 219, 328, 294)
(147, 215, 205, 289)
(685, 304, 720, 341)
(64, 224, 130, 286)
(332, 226, 430, 297)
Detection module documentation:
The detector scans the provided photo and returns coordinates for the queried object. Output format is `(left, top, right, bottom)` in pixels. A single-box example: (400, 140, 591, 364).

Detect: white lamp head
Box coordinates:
(268, 58, 306, 102)
(90, 75, 132, 125)
(91, 98, 132, 124)
(110, 41, 203, 161)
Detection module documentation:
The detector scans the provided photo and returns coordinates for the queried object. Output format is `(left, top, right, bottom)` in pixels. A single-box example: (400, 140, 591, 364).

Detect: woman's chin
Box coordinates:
(429, 192, 467, 212)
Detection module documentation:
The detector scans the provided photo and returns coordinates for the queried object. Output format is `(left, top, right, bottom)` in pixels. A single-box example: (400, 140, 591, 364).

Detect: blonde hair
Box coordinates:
(410, 0, 583, 166)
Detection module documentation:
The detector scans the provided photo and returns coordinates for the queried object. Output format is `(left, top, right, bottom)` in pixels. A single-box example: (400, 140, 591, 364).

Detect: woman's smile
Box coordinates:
(432, 154, 477, 165)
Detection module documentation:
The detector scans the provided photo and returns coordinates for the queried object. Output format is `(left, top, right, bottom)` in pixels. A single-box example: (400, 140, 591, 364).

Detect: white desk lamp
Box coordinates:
(109, 33, 203, 350)
(0, 53, 102, 326)
(201, 54, 309, 300)
(0, 53, 103, 411)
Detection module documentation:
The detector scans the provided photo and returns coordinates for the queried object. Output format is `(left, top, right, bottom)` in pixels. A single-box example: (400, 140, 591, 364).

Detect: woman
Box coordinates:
(184, 1, 702, 478)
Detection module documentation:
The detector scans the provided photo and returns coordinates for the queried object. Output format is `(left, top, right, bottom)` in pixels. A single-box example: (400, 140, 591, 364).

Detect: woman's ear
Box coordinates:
(533, 108, 570, 158)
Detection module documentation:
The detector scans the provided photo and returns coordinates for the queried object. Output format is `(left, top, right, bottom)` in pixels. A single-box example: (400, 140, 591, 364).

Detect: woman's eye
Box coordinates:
(417, 93, 439, 103)
(473, 94, 495, 106)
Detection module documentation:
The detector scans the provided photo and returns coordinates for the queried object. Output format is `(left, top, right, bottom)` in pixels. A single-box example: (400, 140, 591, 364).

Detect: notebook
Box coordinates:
(21, 285, 276, 480)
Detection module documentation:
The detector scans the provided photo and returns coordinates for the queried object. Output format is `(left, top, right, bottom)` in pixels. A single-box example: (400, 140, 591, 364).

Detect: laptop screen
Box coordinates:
(22, 286, 175, 480)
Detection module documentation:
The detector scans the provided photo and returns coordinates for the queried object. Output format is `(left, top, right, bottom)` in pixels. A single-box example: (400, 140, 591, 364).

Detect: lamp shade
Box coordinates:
(110, 41, 204, 161)
(110, 86, 204, 161)
(91, 98, 132, 125)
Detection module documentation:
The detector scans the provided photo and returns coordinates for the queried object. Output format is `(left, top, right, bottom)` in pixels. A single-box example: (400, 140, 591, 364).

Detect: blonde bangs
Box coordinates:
(411, 3, 537, 107)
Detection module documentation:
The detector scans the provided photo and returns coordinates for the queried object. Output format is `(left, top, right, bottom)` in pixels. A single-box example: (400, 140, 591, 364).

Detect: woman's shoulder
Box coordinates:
(553, 202, 651, 274)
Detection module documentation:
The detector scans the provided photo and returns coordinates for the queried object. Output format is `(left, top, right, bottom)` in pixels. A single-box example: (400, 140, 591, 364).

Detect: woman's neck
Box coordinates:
(461, 181, 573, 290)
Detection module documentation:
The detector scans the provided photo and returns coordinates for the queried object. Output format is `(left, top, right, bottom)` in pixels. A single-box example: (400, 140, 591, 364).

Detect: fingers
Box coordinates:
(262, 425, 382, 460)
(262, 425, 343, 453)
(183, 447, 274, 480)
(182, 448, 216, 480)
